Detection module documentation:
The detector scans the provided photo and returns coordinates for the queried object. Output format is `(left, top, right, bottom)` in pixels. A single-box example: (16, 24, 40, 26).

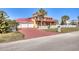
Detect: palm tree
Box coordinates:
(37, 8, 47, 26)
(77, 16, 79, 25)
(37, 8, 47, 16)
(61, 15, 70, 25)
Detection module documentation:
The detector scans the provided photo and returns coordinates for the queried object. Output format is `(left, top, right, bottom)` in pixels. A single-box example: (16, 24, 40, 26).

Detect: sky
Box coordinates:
(0, 8, 79, 20)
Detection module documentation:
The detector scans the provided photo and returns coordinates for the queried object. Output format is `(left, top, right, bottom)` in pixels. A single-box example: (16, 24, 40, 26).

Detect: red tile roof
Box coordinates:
(16, 17, 56, 23)
(16, 18, 33, 23)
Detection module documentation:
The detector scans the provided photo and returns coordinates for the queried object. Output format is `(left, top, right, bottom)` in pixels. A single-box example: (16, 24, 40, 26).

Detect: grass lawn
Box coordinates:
(44, 27, 79, 33)
(0, 32, 24, 43)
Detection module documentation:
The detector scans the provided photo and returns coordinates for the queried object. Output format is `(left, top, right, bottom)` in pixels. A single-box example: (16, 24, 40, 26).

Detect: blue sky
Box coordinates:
(0, 8, 79, 20)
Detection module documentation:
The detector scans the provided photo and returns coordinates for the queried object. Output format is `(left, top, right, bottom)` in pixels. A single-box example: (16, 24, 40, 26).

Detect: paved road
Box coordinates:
(0, 31, 79, 51)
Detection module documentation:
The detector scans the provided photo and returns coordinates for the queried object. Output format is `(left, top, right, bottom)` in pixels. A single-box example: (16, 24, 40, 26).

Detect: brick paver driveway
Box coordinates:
(18, 28, 59, 39)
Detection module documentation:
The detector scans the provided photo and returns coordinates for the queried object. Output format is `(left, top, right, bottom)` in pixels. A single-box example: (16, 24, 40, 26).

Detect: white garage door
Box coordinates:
(18, 23, 33, 28)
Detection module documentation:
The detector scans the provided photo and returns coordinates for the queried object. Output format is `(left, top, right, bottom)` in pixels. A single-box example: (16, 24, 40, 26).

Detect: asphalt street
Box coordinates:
(0, 31, 79, 51)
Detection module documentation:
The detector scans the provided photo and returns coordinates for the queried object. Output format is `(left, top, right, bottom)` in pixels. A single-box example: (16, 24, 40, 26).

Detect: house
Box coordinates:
(16, 16, 56, 28)
(16, 8, 56, 29)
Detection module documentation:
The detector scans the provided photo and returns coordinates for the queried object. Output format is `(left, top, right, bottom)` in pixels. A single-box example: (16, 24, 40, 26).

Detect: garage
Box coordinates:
(18, 23, 33, 28)
(16, 18, 34, 28)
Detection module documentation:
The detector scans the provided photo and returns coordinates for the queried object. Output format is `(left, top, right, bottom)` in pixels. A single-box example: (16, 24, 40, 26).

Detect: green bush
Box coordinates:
(0, 21, 11, 33)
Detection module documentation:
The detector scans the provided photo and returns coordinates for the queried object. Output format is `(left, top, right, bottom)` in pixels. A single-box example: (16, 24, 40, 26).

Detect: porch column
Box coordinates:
(41, 20, 42, 26)
(43, 21, 46, 26)
(50, 22, 51, 26)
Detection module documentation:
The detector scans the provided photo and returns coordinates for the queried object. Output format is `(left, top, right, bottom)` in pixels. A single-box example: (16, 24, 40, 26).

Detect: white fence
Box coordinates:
(17, 24, 77, 29)
(38, 25, 77, 29)
(38, 26, 48, 29)
(51, 25, 77, 28)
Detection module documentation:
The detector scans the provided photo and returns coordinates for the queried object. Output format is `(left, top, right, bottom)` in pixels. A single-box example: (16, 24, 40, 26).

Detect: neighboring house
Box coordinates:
(16, 16, 56, 28)
(71, 20, 79, 25)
